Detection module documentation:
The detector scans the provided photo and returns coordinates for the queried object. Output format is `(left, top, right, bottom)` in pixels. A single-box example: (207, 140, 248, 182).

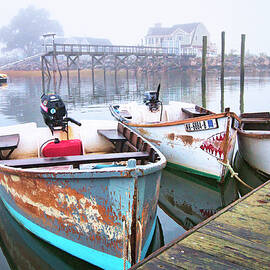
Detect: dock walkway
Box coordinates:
(132, 180, 270, 269)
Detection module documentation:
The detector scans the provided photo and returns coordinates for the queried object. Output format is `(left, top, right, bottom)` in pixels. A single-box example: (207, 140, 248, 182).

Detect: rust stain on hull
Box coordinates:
(0, 172, 126, 257)
(137, 128, 150, 137)
(166, 133, 203, 146)
(146, 138, 162, 146)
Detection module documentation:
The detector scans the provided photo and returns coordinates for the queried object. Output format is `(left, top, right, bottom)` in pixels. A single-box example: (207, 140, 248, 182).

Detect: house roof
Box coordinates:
(147, 23, 200, 36)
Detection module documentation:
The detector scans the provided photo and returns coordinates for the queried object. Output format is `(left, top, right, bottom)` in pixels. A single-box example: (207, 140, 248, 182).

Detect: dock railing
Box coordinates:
(43, 43, 180, 56)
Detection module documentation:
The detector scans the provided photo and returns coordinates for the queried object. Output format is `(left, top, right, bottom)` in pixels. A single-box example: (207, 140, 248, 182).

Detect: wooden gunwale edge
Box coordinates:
(126, 112, 230, 127)
(237, 128, 270, 139)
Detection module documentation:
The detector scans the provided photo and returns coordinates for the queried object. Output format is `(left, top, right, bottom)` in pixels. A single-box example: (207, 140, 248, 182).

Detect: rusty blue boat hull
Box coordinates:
(0, 163, 164, 269)
(0, 121, 166, 269)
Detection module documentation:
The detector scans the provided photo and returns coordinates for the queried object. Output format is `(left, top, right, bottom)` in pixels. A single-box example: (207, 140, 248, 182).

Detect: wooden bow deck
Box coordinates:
(132, 180, 270, 269)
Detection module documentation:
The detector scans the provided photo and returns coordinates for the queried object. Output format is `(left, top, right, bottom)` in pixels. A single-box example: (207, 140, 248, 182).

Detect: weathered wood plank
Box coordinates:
(0, 151, 150, 168)
(200, 220, 270, 253)
(210, 209, 270, 235)
(229, 204, 270, 223)
(234, 187, 270, 208)
(97, 129, 127, 142)
(176, 232, 270, 269)
(136, 258, 184, 270)
(156, 243, 249, 270)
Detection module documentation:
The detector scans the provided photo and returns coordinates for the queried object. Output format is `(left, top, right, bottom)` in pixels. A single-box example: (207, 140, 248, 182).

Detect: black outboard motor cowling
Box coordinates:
(143, 84, 161, 112)
(40, 94, 68, 133)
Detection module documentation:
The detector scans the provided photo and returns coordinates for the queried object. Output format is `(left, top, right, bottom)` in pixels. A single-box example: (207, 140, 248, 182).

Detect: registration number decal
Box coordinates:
(185, 119, 218, 132)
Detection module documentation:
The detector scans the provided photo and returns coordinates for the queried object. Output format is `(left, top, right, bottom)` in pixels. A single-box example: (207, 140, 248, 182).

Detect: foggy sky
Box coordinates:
(1, 0, 269, 55)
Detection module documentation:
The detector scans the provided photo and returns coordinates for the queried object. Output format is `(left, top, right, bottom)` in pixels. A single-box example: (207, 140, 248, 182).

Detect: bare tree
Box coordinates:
(0, 5, 64, 57)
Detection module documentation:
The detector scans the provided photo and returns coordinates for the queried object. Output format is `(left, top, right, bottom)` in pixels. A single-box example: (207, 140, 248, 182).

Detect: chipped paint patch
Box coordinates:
(176, 135, 195, 146)
(11, 175, 20, 182)
(0, 174, 123, 241)
(166, 133, 202, 146)
(146, 138, 162, 146)
(137, 128, 150, 137)
(167, 133, 175, 141)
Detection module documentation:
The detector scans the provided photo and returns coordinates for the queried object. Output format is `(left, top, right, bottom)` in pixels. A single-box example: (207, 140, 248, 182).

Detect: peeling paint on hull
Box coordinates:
(0, 163, 163, 269)
(110, 104, 238, 183)
(131, 117, 237, 182)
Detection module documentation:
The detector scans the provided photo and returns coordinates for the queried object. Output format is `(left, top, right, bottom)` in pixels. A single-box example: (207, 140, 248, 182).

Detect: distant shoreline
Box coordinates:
(1, 54, 270, 75)
(1, 69, 269, 78)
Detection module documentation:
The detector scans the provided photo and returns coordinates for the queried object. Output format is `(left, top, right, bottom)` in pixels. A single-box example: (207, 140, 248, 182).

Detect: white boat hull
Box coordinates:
(237, 130, 270, 175)
(132, 116, 236, 181)
(110, 102, 238, 182)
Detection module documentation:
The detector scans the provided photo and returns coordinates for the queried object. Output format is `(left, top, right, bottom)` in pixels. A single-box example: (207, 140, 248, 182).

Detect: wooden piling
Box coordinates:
(41, 56, 45, 94)
(201, 36, 207, 108)
(77, 56, 80, 84)
(126, 68, 129, 92)
(221, 31, 225, 112)
(103, 64, 107, 91)
(240, 34, 245, 113)
(91, 56, 95, 92)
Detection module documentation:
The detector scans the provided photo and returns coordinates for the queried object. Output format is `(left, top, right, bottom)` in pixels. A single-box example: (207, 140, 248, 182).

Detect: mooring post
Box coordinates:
(135, 68, 139, 91)
(103, 64, 106, 91)
(114, 56, 118, 92)
(221, 31, 225, 112)
(201, 36, 207, 108)
(41, 56, 45, 94)
(126, 68, 129, 92)
(240, 34, 245, 113)
(77, 56, 81, 84)
(52, 35, 56, 91)
(91, 56, 95, 92)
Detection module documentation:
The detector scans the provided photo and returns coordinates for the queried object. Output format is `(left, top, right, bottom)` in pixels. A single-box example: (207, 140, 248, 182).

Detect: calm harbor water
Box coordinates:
(0, 70, 269, 269)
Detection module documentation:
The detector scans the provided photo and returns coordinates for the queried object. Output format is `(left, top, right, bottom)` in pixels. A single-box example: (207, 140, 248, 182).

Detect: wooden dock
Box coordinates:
(132, 180, 270, 269)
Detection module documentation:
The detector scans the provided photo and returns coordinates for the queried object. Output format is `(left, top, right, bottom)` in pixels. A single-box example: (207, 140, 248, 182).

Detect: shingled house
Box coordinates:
(144, 23, 215, 56)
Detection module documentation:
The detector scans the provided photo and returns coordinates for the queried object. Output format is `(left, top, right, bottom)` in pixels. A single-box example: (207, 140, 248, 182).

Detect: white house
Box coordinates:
(144, 23, 215, 56)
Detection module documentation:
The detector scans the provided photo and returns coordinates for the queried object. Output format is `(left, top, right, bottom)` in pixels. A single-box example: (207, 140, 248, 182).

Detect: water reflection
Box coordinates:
(0, 70, 236, 127)
(159, 168, 239, 230)
(233, 151, 269, 196)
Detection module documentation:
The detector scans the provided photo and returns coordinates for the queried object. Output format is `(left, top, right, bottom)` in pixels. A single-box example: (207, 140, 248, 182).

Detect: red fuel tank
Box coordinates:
(42, 139, 83, 157)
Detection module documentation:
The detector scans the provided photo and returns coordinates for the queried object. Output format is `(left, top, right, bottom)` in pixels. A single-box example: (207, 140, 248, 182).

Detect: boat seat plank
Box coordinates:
(0, 151, 150, 169)
(0, 134, 20, 160)
(241, 118, 270, 123)
(181, 107, 208, 117)
(119, 110, 132, 119)
(97, 129, 127, 142)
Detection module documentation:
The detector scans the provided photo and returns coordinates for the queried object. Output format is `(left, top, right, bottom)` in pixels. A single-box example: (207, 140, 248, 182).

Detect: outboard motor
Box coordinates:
(143, 84, 161, 112)
(40, 93, 83, 158)
(40, 93, 81, 134)
(40, 94, 68, 133)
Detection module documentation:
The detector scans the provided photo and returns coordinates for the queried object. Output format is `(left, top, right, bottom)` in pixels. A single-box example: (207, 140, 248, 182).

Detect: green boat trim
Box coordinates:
(165, 162, 231, 192)
(166, 162, 221, 180)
